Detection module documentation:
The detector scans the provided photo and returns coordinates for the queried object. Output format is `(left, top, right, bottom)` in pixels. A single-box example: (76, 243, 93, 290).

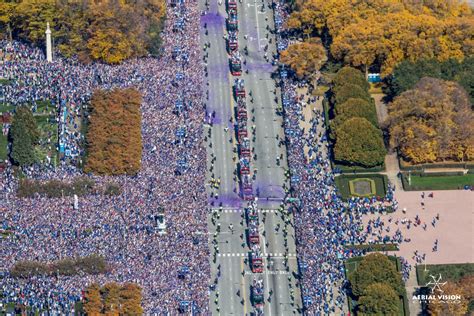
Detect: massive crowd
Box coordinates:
(0, 0, 210, 314)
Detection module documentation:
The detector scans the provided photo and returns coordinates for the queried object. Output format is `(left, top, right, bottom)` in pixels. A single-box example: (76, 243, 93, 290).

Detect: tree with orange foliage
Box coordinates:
(280, 38, 327, 79)
(85, 88, 142, 175)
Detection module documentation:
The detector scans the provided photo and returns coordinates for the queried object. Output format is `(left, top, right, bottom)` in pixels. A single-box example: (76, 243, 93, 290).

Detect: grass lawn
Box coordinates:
(416, 263, 474, 286)
(335, 174, 388, 200)
(0, 103, 14, 113)
(369, 82, 383, 94)
(35, 115, 58, 165)
(0, 78, 12, 85)
(313, 85, 330, 96)
(344, 243, 399, 252)
(402, 173, 474, 190)
(0, 134, 8, 162)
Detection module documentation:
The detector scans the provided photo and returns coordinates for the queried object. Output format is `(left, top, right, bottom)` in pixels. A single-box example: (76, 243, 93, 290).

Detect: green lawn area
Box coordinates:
(35, 115, 58, 166)
(344, 255, 408, 316)
(416, 263, 474, 286)
(335, 174, 388, 200)
(0, 103, 14, 113)
(402, 173, 474, 190)
(344, 243, 399, 252)
(0, 78, 12, 85)
(0, 133, 8, 161)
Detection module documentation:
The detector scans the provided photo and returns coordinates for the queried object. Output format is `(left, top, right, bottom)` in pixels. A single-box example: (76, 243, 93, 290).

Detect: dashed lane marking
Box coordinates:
(217, 253, 297, 257)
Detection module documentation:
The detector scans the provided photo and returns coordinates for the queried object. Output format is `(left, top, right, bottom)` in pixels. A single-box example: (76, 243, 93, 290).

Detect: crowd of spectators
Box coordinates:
(0, 0, 210, 314)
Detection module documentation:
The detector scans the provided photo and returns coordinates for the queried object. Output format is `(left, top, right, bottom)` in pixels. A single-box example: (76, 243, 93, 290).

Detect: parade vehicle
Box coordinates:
(247, 222, 259, 244)
(239, 137, 251, 157)
(237, 121, 248, 141)
(237, 107, 247, 121)
(230, 51, 242, 76)
(226, 0, 237, 10)
(246, 207, 258, 222)
(239, 157, 250, 175)
(251, 278, 265, 307)
(227, 9, 238, 31)
(242, 175, 254, 200)
(233, 78, 245, 98)
(250, 251, 263, 273)
(228, 32, 239, 52)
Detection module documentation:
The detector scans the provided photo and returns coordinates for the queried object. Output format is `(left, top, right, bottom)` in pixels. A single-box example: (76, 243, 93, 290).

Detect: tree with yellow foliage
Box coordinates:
(120, 283, 144, 316)
(0, 0, 166, 64)
(280, 38, 327, 79)
(385, 77, 473, 164)
(84, 283, 104, 316)
(287, 0, 473, 76)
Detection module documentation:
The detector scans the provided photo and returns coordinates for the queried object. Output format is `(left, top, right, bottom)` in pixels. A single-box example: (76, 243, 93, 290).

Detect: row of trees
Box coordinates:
(287, 0, 473, 75)
(17, 177, 122, 198)
(0, 0, 166, 64)
(17, 177, 94, 198)
(385, 77, 473, 164)
(84, 282, 143, 315)
(348, 253, 405, 315)
(9, 106, 39, 166)
(10, 255, 108, 278)
(84, 88, 142, 175)
(330, 67, 386, 167)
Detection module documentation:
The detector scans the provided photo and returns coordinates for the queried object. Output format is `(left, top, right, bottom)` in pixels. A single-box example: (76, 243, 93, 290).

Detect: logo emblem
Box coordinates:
(426, 274, 447, 293)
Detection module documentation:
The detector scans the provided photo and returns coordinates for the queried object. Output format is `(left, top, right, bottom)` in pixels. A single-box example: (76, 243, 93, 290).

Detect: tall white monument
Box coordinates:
(45, 22, 52, 62)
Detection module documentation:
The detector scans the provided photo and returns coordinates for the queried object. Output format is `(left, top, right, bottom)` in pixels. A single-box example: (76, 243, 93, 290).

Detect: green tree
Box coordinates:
(349, 253, 405, 297)
(334, 117, 386, 167)
(84, 283, 104, 315)
(10, 106, 39, 166)
(332, 98, 378, 129)
(333, 66, 370, 92)
(358, 283, 400, 315)
(333, 83, 371, 106)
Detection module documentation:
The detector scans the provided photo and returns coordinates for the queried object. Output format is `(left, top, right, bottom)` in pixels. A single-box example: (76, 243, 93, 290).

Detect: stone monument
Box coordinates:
(45, 22, 52, 62)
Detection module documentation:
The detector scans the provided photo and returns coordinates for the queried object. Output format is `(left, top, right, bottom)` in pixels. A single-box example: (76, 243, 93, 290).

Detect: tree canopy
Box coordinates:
(357, 282, 400, 315)
(83, 282, 143, 316)
(0, 0, 166, 63)
(280, 38, 327, 79)
(332, 66, 370, 92)
(9, 106, 39, 166)
(384, 57, 474, 103)
(333, 84, 371, 106)
(385, 77, 473, 164)
(84, 88, 142, 175)
(349, 253, 405, 297)
(287, 0, 473, 75)
(334, 117, 386, 167)
(332, 98, 378, 129)
(428, 275, 473, 316)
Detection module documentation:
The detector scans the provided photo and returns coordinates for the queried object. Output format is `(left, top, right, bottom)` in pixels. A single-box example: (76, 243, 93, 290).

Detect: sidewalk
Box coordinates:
(406, 267, 422, 316)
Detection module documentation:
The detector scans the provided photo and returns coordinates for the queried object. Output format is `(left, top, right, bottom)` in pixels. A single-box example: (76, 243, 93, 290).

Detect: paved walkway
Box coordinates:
(406, 267, 422, 316)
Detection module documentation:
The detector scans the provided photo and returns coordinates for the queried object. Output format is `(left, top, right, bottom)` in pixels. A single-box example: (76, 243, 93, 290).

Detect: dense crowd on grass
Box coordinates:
(0, 0, 210, 314)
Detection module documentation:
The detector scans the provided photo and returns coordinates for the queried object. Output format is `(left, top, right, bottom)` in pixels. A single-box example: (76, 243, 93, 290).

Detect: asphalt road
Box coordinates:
(200, 0, 302, 314)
